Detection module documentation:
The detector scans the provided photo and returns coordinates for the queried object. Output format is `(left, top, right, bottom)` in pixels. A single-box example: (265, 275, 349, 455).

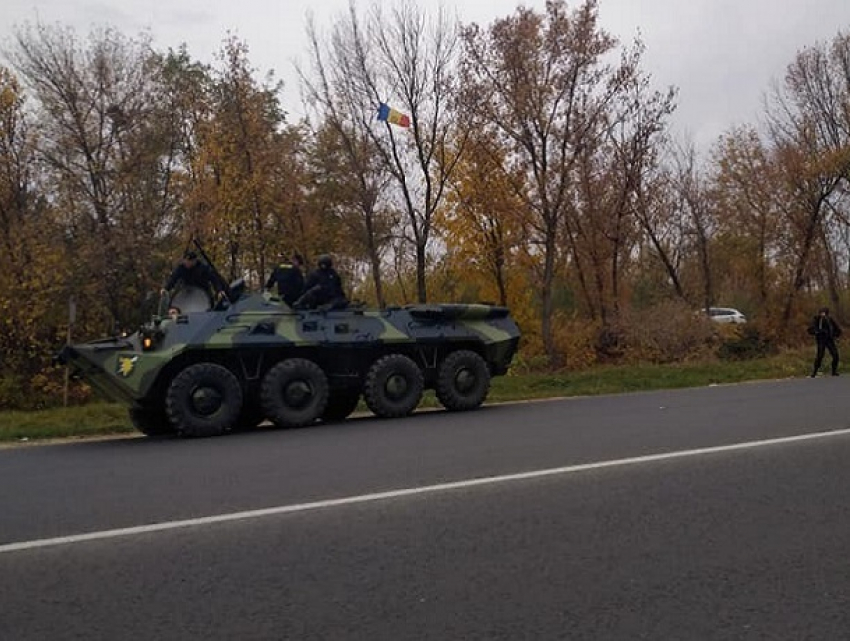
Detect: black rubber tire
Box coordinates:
(261, 358, 329, 428)
(165, 363, 243, 437)
(436, 350, 491, 411)
(128, 407, 175, 437)
(363, 354, 424, 418)
(321, 391, 361, 422)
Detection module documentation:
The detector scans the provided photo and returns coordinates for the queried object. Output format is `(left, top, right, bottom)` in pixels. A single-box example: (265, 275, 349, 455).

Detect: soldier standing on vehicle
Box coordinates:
(161, 250, 228, 305)
(808, 306, 842, 377)
(265, 252, 305, 307)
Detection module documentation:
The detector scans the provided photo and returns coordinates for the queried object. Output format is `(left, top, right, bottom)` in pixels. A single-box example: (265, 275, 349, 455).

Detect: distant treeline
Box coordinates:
(1, 1, 848, 407)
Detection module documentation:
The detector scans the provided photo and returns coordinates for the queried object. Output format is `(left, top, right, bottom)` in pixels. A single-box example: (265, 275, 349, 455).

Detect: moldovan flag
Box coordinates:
(377, 102, 411, 128)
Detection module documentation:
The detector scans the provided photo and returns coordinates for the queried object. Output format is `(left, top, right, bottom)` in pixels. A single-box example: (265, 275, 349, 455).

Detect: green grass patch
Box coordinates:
(489, 349, 810, 402)
(0, 349, 812, 444)
(0, 403, 135, 444)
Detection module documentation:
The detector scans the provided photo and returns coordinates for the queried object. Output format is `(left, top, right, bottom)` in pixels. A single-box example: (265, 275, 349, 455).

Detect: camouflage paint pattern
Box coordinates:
(61, 292, 521, 407)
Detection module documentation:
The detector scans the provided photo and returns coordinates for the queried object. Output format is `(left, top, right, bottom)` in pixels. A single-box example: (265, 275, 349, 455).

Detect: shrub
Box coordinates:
(716, 324, 773, 361)
(551, 312, 598, 370)
(0, 368, 92, 411)
(610, 300, 716, 364)
(510, 312, 598, 373)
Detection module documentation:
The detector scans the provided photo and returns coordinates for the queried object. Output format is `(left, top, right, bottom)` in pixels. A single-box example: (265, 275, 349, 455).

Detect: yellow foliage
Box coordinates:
(512, 312, 598, 373)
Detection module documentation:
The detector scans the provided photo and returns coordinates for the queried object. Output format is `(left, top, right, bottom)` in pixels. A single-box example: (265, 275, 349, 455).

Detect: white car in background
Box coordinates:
(707, 307, 747, 324)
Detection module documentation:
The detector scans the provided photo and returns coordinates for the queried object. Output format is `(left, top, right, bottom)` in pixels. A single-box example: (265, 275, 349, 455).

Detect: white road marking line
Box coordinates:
(3, 427, 850, 554)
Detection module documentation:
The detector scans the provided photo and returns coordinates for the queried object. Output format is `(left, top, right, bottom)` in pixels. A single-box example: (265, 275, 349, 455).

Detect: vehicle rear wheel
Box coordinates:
(128, 407, 175, 437)
(261, 358, 329, 428)
(436, 350, 491, 411)
(364, 354, 424, 418)
(165, 363, 243, 437)
(321, 391, 361, 422)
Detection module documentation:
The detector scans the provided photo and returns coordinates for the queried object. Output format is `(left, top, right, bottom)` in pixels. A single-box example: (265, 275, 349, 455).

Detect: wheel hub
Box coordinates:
(191, 386, 223, 416)
(284, 380, 313, 408)
(385, 374, 409, 399)
(454, 368, 476, 393)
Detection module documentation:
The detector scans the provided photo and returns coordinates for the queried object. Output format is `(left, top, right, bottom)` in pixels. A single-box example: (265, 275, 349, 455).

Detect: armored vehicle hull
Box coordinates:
(60, 292, 521, 437)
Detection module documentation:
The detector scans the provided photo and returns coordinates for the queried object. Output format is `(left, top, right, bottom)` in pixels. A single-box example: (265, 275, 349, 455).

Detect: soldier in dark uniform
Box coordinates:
(808, 306, 842, 377)
(295, 254, 348, 310)
(265, 252, 305, 306)
(161, 250, 227, 305)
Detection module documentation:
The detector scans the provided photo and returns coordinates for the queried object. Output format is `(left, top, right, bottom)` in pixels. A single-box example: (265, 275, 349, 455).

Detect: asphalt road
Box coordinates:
(2, 376, 850, 640)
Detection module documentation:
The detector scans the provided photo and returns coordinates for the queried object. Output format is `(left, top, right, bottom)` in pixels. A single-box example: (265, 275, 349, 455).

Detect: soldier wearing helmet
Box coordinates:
(295, 254, 348, 310)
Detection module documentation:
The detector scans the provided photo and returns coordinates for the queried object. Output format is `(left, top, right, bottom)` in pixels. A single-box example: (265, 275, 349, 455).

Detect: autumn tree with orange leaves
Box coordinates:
(439, 131, 528, 308)
(460, 0, 675, 366)
(0, 67, 69, 407)
(4, 13, 850, 408)
(706, 31, 850, 337)
(9, 25, 187, 332)
(186, 37, 312, 285)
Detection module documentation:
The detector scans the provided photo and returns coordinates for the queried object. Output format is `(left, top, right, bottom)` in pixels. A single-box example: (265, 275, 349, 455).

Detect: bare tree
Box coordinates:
(567, 48, 676, 324)
(301, 14, 397, 306)
(309, 0, 467, 303)
(630, 155, 687, 303)
(673, 141, 716, 311)
(764, 30, 850, 330)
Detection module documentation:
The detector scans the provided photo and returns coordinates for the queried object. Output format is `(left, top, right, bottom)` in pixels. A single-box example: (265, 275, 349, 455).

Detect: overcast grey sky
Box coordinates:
(4, 0, 850, 148)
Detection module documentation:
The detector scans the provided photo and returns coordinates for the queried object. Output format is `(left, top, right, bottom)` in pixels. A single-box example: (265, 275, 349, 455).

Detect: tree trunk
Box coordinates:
(541, 221, 560, 369)
(780, 205, 821, 332)
(416, 242, 428, 303)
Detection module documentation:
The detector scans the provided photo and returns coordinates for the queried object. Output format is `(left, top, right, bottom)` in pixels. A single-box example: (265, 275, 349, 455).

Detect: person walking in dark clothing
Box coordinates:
(808, 306, 842, 377)
(162, 250, 228, 306)
(295, 254, 348, 310)
(265, 252, 305, 306)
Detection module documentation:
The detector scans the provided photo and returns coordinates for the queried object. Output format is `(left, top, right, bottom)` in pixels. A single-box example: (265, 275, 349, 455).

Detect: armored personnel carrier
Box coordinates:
(60, 278, 521, 438)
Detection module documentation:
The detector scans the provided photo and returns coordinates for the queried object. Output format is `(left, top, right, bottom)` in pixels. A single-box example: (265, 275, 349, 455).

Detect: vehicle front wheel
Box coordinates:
(436, 350, 491, 411)
(261, 358, 329, 428)
(165, 363, 243, 437)
(364, 354, 424, 418)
